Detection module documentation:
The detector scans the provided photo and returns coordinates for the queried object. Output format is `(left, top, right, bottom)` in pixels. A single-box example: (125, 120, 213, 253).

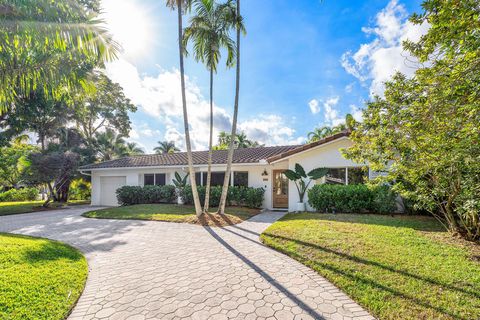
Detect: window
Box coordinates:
(155, 174, 166, 186)
(234, 172, 248, 187)
(348, 167, 368, 185)
(144, 173, 166, 186)
(325, 168, 346, 184)
(144, 174, 155, 186)
(194, 172, 229, 186)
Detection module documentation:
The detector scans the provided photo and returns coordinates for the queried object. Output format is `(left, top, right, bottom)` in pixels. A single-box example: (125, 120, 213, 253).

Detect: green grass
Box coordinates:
(83, 203, 260, 226)
(0, 200, 90, 216)
(0, 233, 88, 320)
(261, 213, 480, 320)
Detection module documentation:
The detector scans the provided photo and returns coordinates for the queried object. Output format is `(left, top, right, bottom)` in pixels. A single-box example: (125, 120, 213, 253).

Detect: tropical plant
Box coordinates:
(344, 0, 480, 240)
(284, 164, 328, 203)
(0, 140, 38, 188)
(307, 114, 354, 143)
(124, 142, 145, 156)
(214, 131, 259, 150)
(94, 129, 128, 161)
(0, 0, 119, 113)
(165, 0, 202, 216)
(154, 141, 180, 154)
(183, 0, 241, 213)
(172, 172, 189, 199)
(218, 0, 245, 215)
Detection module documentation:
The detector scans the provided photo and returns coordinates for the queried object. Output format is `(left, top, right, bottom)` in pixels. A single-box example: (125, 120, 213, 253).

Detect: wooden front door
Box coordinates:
(272, 170, 289, 208)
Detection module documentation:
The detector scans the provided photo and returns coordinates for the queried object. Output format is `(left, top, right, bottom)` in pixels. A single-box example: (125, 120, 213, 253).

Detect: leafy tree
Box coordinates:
(0, 0, 119, 112)
(165, 0, 202, 216)
(344, 0, 480, 240)
(307, 114, 354, 143)
(154, 141, 180, 154)
(183, 0, 240, 213)
(214, 131, 259, 150)
(94, 129, 129, 161)
(124, 142, 145, 156)
(72, 74, 136, 143)
(0, 139, 38, 188)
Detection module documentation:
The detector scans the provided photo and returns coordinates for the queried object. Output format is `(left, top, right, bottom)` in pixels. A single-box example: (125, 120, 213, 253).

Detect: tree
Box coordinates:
(0, 140, 38, 188)
(218, 0, 245, 215)
(94, 129, 129, 161)
(165, 0, 202, 216)
(124, 142, 145, 156)
(183, 0, 239, 213)
(284, 164, 328, 204)
(72, 74, 136, 144)
(154, 141, 180, 154)
(307, 114, 353, 143)
(344, 0, 480, 240)
(214, 131, 258, 150)
(0, 0, 119, 112)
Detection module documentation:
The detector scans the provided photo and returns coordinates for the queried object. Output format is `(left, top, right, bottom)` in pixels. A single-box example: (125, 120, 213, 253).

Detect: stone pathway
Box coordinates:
(0, 207, 374, 320)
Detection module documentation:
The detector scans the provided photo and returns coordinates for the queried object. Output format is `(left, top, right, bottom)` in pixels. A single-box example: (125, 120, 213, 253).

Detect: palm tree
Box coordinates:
(307, 126, 333, 142)
(165, 0, 202, 216)
(218, 0, 245, 215)
(183, 0, 239, 213)
(124, 142, 145, 156)
(154, 141, 180, 154)
(95, 129, 127, 161)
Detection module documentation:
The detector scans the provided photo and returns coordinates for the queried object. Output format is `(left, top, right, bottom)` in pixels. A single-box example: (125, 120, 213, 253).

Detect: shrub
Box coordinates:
(116, 185, 176, 206)
(69, 179, 91, 200)
(308, 184, 397, 214)
(183, 185, 265, 209)
(0, 187, 39, 202)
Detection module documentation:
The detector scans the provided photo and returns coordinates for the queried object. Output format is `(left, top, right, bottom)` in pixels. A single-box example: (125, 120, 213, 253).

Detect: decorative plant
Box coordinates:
(284, 164, 328, 203)
(172, 172, 189, 197)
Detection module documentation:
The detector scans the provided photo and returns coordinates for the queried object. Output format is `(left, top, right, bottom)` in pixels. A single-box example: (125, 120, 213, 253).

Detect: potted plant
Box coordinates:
(284, 164, 328, 212)
(172, 172, 189, 205)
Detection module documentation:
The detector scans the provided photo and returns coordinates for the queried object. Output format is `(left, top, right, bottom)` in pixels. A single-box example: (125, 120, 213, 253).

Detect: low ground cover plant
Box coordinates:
(308, 184, 396, 213)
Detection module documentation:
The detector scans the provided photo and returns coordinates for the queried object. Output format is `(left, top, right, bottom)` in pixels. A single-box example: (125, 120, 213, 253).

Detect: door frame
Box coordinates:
(272, 169, 289, 209)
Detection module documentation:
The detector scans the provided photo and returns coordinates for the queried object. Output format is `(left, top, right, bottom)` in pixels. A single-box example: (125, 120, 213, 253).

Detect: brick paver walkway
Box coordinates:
(0, 207, 374, 320)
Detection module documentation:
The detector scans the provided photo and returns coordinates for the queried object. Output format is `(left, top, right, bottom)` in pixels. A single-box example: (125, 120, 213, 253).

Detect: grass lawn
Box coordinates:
(0, 233, 88, 319)
(83, 203, 260, 226)
(0, 200, 90, 216)
(261, 213, 480, 320)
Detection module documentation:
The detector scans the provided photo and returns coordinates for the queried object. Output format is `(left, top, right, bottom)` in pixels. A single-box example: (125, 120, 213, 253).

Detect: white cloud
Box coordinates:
(344, 82, 354, 93)
(106, 59, 302, 151)
(322, 96, 344, 126)
(341, 0, 429, 96)
(308, 99, 320, 114)
(349, 104, 363, 122)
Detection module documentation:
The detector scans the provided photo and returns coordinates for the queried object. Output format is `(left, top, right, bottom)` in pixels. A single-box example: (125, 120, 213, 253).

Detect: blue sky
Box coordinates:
(102, 0, 427, 153)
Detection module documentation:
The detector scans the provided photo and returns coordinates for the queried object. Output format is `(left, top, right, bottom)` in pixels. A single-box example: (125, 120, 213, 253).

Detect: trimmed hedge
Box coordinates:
(0, 188, 39, 202)
(308, 184, 397, 213)
(183, 185, 265, 209)
(116, 185, 176, 206)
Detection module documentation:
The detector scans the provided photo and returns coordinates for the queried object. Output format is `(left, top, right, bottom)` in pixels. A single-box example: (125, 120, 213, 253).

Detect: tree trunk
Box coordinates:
(218, 0, 241, 215)
(177, 0, 202, 216)
(204, 68, 214, 213)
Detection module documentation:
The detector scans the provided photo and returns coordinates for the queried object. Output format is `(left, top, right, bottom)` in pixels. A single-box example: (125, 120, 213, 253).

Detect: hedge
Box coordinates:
(116, 185, 176, 206)
(0, 188, 39, 202)
(307, 184, 397, 213)
(183, 185, 265, 209)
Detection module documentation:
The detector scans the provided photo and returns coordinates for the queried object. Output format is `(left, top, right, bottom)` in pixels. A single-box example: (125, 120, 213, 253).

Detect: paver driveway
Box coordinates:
(0, 207, 373, 320)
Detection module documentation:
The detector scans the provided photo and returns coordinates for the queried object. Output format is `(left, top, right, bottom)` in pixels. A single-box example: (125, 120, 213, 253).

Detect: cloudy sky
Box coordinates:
(101, 0, 427, 153)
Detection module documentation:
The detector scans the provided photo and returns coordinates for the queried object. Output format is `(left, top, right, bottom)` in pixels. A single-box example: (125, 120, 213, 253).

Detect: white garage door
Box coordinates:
(100, 176, 126, 206)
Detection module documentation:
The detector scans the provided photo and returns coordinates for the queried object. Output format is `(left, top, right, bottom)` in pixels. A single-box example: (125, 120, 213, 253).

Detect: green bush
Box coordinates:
(69, 179, 91, 200)
(116, 185, 176, 206)
(0, 188, 39, 202)
(308, 184, 397, 213)
(183, 185, 265, 209)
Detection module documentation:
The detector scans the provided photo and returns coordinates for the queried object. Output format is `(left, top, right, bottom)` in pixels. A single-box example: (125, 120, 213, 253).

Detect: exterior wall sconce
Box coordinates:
(261, 169, 268, 176)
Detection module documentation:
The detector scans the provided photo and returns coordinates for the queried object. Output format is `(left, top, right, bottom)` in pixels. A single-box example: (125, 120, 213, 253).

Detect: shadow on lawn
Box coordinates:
(263, 232, 478, 320)
(204, 226, 326, 319)
(282, 213, 446, 232)
(22, 238, 84, 263)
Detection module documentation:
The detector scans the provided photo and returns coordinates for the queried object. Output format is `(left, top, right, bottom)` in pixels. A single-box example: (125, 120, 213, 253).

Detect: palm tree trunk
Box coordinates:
(204, 67, 214, 213)
(177, 0, 202, 216)
(218, 0, 241, 215)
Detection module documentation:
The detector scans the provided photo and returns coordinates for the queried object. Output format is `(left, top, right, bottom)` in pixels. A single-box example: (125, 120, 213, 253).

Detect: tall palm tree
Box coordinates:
(165, 0, 202, 216)
(95, 129, 127, 161)
(183, 0, 239, 213)
(154, 141, 180, 154)
(307, 126, 333, 142)
(124, 142, 145, 156)
(218, 0, 245, 215)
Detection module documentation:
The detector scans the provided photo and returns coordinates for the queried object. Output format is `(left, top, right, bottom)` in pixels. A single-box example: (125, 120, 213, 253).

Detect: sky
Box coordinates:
(101, 0, 428, 153)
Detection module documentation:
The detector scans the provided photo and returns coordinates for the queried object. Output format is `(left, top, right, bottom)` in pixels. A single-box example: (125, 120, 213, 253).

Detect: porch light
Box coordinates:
(261, 169, 268, 176)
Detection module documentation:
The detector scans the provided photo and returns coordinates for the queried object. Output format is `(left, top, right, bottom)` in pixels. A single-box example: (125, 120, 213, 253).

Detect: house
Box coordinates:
(80, 131, 372, 211)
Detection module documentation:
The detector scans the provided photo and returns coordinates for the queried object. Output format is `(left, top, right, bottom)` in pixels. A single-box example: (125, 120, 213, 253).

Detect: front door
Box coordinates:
(272, 170, 289, 208)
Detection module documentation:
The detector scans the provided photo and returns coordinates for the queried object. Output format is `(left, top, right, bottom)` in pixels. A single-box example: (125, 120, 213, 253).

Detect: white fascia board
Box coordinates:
(79, 162, 266, 172)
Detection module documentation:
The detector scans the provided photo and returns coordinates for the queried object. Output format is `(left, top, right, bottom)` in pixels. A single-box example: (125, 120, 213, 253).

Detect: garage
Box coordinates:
(100, 176, 126, 206)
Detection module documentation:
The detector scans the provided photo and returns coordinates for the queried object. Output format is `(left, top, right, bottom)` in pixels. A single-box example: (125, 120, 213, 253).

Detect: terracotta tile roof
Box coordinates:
(266, 130, 350, 163)
(79, 145, 300, 170)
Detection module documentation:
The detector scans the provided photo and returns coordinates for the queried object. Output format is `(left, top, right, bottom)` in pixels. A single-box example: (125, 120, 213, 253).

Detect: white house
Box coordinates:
(80, 131, 371, 211)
